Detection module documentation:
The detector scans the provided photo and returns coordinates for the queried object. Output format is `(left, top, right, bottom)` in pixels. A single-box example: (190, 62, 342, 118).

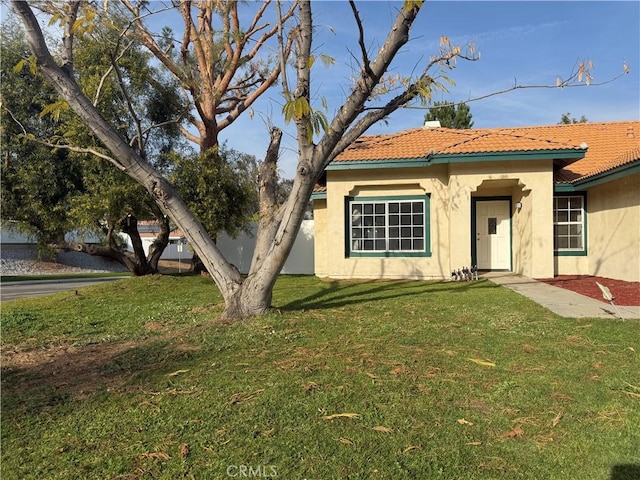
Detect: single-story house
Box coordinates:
(312, 121, 640, 282)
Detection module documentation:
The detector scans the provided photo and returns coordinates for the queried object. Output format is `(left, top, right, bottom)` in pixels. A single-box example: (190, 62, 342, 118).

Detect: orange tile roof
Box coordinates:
(332, 121, 640, 183)
(502, 122, 640, 183)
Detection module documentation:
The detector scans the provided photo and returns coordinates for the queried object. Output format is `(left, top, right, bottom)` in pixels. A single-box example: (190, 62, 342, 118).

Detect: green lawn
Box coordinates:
(2, 275, 639, 479)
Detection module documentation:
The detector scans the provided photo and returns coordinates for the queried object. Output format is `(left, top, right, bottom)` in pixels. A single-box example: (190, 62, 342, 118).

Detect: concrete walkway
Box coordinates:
(484, 272, 640, 320)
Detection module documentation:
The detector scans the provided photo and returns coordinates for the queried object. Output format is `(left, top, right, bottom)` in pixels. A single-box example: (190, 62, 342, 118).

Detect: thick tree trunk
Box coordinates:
(58, 241, 142, 274)
(221, 275, 272, 321)
(147, 214, 170, 272)
(120, 214, 153, 275)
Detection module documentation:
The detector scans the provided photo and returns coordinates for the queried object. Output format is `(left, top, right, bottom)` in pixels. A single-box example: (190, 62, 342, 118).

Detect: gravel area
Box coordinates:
(1, 245, 128, 276)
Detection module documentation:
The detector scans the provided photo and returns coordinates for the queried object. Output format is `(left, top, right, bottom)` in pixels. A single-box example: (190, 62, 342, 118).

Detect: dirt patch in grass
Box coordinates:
(2, 323, 208, 400)
(538, 275, 640, 306)
(2, 341, 140, 398)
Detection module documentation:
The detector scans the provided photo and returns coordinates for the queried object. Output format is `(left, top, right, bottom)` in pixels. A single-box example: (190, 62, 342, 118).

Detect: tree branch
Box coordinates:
(315, 1, 422, 163)
(348, 0, 374, 79)
(61, 0, 81, 73)
(110, 56, 145, 154)
(398, 68, 631, 111)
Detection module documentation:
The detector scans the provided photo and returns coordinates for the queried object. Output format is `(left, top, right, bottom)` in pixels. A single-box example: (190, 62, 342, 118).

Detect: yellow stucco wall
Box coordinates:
(448, 160, 554, 278)
(556, 173, 640, 281)
(314, 159, 556, 280)
(313, 198, 329, 277)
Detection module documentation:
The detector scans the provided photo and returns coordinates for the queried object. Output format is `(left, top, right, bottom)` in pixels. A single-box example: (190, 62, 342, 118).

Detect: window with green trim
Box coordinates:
(554, 195, 586, 253)
(347, 196, 430, 257)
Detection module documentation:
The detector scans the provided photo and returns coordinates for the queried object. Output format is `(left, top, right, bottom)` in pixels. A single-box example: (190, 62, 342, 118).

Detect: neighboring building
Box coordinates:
(312, 121, 640, 282)
(131, 221, 189, 261)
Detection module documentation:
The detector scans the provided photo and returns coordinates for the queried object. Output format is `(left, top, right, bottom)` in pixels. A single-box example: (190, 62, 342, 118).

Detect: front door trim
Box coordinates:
(471, 196, 512, 271)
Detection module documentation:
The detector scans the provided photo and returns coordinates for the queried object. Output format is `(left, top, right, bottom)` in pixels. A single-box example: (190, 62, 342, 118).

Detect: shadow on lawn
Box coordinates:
(611, 465, 640, 480)
(280, 278, 500, 312)
(1, 328, 207, 417)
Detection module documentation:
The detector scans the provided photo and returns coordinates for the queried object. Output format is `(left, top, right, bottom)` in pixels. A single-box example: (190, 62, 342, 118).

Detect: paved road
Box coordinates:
(1, 277, 128, 301)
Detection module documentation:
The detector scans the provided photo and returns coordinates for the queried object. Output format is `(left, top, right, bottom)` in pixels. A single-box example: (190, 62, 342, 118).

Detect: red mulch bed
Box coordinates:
(538, 275, 640, 306)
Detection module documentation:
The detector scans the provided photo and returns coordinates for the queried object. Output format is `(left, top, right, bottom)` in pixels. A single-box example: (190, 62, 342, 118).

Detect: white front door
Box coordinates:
(476, 200, 511, 270)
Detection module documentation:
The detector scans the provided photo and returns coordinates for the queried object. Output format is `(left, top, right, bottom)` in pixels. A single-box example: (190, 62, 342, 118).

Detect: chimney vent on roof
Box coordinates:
(423, 120, 441, 129)
(627, 126, 635, 138)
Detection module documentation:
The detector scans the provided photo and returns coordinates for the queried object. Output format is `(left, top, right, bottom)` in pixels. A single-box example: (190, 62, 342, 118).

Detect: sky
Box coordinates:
(4, 1, 639, 178)
(224, 1, 640, 178)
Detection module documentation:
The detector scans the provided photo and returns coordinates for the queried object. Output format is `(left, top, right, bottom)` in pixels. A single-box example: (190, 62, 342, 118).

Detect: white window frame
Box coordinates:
(554, 194, 586, 254)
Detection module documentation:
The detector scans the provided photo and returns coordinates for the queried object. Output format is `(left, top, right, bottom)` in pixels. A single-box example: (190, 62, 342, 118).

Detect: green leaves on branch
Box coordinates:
(282, 96, 329, 142)
(282, 97, 310, 123)
(306, 54, 336, 69)
(48, 4, 96, 37)
(12, 55, 37, 75)
(39, 100, 69, 122)
(403, 0, 424, 10)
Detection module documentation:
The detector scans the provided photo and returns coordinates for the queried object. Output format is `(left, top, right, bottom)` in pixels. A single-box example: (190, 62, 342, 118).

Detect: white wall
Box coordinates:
(0, 226, 34, 244)
(0, 226, 103, 244)
(2, 221, 316, 275)
(216, 220, 315, 275)
(133, 220, 315, 275)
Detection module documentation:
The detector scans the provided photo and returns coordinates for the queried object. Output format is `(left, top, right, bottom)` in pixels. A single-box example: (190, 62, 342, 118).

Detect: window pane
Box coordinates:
(557, 211, 568, 222)
(569, 225, 582, 235)
(349, 198, 427, 254)
(569, 211, 581, 222)
(556, 237, 568, 249)
(569, 197, 582, 209)
(570, 237, 582, 249)
(557, 225, 568, 236)
(557, 197, 569, 209)
(488, 218, 497, 235)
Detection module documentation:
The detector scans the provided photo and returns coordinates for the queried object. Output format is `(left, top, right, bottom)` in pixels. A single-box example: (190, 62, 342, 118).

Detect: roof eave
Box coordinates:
(311, 191, 327, 200)
(327, 149, 586, 170)
(430, 149, 586, 164)
(325, 158, 430, 170)
(555, 161, 640, 192)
